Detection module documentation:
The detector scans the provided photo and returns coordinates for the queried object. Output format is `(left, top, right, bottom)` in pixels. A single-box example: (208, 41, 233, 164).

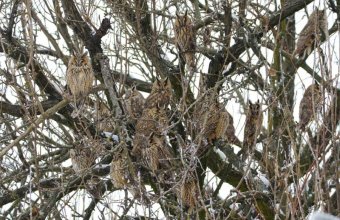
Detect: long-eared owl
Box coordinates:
(215, 104, 242, 146)
(125, 85, 145, 121)
(144, 77, 172, 109)
(96, 101, 114, 132)
(131, 105, 169, 157)
(243, 100, 263, 150)
(70, 140, 97, 176)
(110, 146, 132, 189)
(294, 9, 328, 58)
(299, 83, 322, 131)
(132, 78, 172, 174)
(141, 132, 173, 173)
(178, 171, 200, 209)
(66, 51, 94, 116)
(174, 10, 196, 69)
(194, 90, 241, 146)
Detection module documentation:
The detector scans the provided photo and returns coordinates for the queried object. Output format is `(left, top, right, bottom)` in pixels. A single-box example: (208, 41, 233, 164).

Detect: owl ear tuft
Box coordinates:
(81, 51, 88, 58)
(184, 10, 188, 22)
(165, 77, 171, 89)
(256, 100, 261, 110)
(156, 78, 161, 86)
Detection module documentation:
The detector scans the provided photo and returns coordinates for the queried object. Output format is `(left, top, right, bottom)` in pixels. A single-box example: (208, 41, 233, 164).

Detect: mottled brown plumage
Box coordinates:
(142, 132, 173, 172)
(193, 90, 217, 141)
(110, 148, 130, 189)
(294, 9, 328, 58)
(109, 146, 150, 203)
(70, 139, 101, 198)
(215, 106, 242, 146)
(243, 100, 263, 151)
(142, 141, 159, 173)
(125, 86, 145, 120)
(132, 106, 169, 156)
(70, 144, 97, 176)
(194, 90, 241, 146)
(174, 11, 196, 68)
(132, 78, 172, 175)
(179, 172, 199, 209)
(299, 83, 322, 131)
(96, 101, 114, 132)
(66, 51, 94, 117)
(144, 78, 172, 109)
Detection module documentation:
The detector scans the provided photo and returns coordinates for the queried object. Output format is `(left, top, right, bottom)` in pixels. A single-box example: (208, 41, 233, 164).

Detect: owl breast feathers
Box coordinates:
(179, 171, 199, 208)
(125, 86, 145, 120)
(132, 77, 172, 173)
(110, 148, 131, 189)
(295, 9, 327, 58)
(243, 100, 263, 148)
(144, 78, 172, 109)
(132, 106, 169, 156)
(66, 51, 94, 98)
(69, 137, 103, 176)
(174, 10, 196, 68)
(299, 83, 322, 131)
(194, 90, 241, 146)
(70, 145, 97, 176)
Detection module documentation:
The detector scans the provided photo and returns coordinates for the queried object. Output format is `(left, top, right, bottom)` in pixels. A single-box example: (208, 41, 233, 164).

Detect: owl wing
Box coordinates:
(295, 24, 316, 57)
(126, 93, 144, 119)
(299, 85, 321, 130)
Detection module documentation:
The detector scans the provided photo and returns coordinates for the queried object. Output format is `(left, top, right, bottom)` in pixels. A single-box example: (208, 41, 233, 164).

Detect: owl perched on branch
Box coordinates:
(299, 83, 322, 131)
(215, 106, 242, 146)
(194, 90, 241, 147)
(110, 145, 150, 203)
(125, 86, 145, 121)
(142, 132, 173, 173)
(110, 146, 134, 189)
(70, 138, 105, 199)
(70, 144, 97, 176)
(178, 171, 199, 209)
(294, 9, 328, 58)
(66, 51, 95, 117)
(243, 100, 263, 154)
(96, 101, 114, 132)
(132, 77, 172, 175)
(132, 106, 169, 157)
(144, 78, 172, 109)
(174, 10, 196, 69)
